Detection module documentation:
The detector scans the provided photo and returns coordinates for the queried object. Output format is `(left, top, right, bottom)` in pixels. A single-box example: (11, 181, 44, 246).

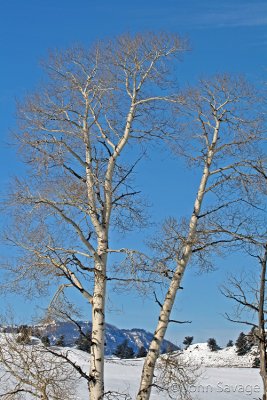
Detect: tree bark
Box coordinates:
(136, 121, 220, 400)
(89, 240, 107, 400)
(259, 245, 267, 400)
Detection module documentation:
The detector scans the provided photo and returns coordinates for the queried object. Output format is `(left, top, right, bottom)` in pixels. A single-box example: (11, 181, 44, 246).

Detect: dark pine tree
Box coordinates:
(55, 335, 65, 347)
(183, 336, 194, 349)
(226, 340, 234, 347)
(247, 327, 259, 347)
(235, 332, 252, 356)
(136, 346, 147, 358)
(41, 335, 50, 347)
(252, 357, 260, 368)
(207, 338, 220, 352)
(75, 331, 92, 353)
(114, 339, 135, 359)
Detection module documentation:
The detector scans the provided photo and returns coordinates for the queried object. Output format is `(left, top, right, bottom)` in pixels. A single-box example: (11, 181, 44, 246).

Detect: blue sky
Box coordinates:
(0, 0, 266, 346)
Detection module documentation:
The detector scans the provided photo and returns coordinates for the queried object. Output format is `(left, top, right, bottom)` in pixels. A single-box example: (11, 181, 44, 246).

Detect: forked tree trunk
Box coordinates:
(136, 122, 220, 400)
(88, 100, 136, 400)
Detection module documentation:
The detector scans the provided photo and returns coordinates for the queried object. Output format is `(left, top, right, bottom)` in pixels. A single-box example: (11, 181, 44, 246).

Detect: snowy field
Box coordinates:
(105, 361, 262, 400)
(0, 339, 263, 399)
(70, 351, 262, 399)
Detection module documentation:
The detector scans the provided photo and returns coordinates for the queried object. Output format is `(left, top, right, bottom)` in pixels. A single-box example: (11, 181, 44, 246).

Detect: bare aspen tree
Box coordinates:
(219, 164, 267, 400)
(2, 33, 187, 399)
(137, 75, 264, 399)
(221, 243, 267, 400)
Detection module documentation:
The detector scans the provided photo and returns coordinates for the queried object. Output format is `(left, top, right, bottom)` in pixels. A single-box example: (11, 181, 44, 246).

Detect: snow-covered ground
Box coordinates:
(68, 347, 263, 399)
(0, 338, 263, 399)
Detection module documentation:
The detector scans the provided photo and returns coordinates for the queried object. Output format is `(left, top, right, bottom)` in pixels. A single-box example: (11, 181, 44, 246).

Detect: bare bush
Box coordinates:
(0, 333, 79, 399)
(154, 351, 201, 400)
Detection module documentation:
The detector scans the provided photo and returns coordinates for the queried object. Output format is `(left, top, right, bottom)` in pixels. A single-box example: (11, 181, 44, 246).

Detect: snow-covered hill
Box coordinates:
(179, 343, 258, 368)
(2, 321, 259, 368)
(34, 321, 178, 355)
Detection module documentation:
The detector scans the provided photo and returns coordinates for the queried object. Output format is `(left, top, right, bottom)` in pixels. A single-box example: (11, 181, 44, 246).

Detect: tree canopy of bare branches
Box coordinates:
(1, 33, 188, 400)
(1, 32, 266, 400)
(219, 163, 267, 400)
(137, 75, 265, 399)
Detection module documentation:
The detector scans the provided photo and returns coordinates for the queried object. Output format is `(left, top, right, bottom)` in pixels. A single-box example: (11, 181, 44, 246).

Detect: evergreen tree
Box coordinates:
(41, 335, 50, 347)
(226, 340, 234, 347)
(252, 357, 260, 368)
(75, 331, 92, 353)
(207, 338, 220, 352)
(136, 346, 147, 358)
(114, 339, 135, 359)
(247, 327, 259, 347)
(235, 332, 252, 356)
(183, 336, 193, 349)
(55, 335, 65, 347)
(125, 346, 135, 359)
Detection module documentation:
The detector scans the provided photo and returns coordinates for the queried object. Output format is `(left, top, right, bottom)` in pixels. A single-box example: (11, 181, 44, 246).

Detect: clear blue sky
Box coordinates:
(0, 0, 266, 346)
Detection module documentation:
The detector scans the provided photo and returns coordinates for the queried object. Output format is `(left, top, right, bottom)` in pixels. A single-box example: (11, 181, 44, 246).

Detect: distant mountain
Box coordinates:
(35, 321, 178, 356)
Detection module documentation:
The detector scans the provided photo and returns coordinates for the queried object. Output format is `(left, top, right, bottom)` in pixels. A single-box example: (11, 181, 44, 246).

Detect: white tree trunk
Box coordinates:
(136, 122, 220, 400)
(88, 101, 136, 399)
(89, 239, 108, 400)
